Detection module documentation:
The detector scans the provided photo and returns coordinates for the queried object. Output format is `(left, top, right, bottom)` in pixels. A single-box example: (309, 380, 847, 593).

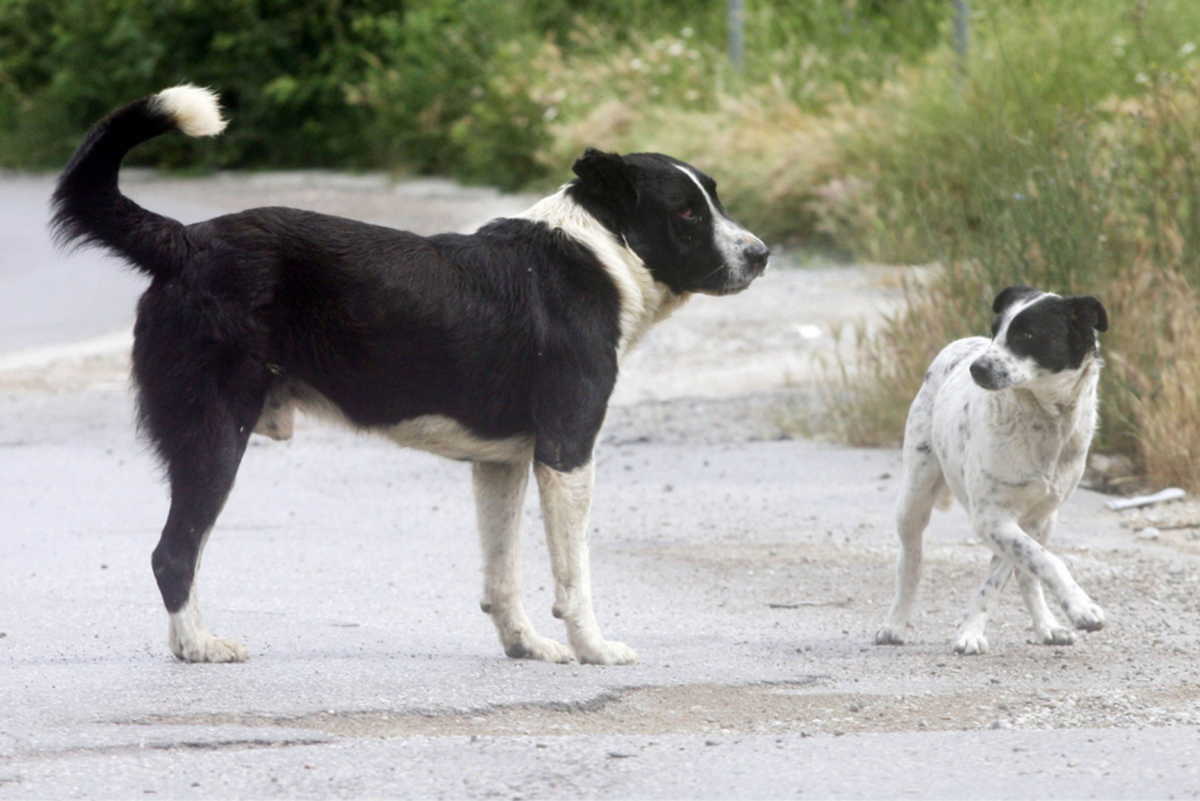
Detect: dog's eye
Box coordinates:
(677, 207, 700, 222)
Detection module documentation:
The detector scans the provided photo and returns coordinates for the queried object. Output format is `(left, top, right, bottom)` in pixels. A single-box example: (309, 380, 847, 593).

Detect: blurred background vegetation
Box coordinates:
(2, 0, 1198, 486)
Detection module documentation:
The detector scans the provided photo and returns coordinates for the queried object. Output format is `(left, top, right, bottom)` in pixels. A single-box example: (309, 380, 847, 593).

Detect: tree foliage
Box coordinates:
(0, 0, 948, 182)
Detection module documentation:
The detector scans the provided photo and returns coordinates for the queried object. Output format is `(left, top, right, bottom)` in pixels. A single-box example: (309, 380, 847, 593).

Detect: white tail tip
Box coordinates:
(154, 84, 226, 137)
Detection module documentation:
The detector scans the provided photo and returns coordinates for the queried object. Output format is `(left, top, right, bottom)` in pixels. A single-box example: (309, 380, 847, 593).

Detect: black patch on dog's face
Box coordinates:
(972, 287, 1108, 390)
(993, 291, 1108, 372)
(567, 148, 768, 295)
(992, 285, 1040, 317)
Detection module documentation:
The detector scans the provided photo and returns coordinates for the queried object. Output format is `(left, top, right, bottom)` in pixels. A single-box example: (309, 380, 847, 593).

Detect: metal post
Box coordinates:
(728, 0, 744, 72)
(953, 0, 970, 91)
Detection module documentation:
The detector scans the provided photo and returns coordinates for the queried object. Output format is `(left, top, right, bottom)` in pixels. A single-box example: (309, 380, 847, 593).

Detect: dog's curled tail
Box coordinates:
(50, 85, 226, 280)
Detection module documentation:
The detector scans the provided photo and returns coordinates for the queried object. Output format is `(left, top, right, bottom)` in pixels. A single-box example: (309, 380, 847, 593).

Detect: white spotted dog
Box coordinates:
(51, 86, 769, 665)
(875, 286, 1109, 655)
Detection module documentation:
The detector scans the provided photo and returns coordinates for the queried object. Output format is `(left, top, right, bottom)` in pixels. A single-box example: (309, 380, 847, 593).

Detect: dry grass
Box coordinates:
(1105, 268, 1200, 489)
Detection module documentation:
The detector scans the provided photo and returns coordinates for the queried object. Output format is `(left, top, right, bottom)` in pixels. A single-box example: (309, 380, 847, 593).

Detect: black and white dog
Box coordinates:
(52, 85, 768, 665)
(875, 286, 1108, 654)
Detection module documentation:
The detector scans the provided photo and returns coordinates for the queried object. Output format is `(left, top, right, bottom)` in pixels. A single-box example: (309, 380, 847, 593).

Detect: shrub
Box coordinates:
(0, 0, 403, 169)
(0, 0, 950, 190)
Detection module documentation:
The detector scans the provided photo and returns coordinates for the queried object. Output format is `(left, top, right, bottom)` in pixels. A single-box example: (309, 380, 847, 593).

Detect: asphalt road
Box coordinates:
(2, 172, 1199, 799)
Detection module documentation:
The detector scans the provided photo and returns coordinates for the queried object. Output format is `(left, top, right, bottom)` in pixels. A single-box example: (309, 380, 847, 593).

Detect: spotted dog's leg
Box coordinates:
(1018, 515, 1076, 645)
(474, 461, 575, 663)
(877, 393, 946, 646)
(534, 460, 636, 665)
(953, 553, 1012, 655)
(979, 515, 1104, 632)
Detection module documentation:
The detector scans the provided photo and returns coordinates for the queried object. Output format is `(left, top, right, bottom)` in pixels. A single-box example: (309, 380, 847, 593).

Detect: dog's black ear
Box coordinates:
(992, 285, 1039, 314)
(1068, 295, 1108, 332)
(572, 148, 636, 207)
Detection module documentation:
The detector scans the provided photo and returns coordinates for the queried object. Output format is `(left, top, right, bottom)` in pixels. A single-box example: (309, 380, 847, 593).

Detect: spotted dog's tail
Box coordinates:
(50, 85, 226, 281)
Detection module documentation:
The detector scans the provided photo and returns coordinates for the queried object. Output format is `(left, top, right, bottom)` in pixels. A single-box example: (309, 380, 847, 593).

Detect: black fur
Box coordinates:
(567, 149, 768, 295)
(50, 89, 763, 631)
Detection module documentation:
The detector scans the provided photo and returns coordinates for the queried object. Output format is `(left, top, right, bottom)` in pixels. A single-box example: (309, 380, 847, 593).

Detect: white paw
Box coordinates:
(574, 639, 639, 666)
(874, 626, 906, 646)
(170, 631, 248, 663)
(953, 632, 989, 655)
(1034, 626, 1076, 646)
(1065, 600, 1105, 631)
(504, 634, 576, 664)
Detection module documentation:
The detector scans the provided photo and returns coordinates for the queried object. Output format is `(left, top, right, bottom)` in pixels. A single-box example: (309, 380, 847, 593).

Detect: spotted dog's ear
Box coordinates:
(572, 148, 637, 208)
(1068, 295, 1108, 333)
(991, 285, 1039, 314)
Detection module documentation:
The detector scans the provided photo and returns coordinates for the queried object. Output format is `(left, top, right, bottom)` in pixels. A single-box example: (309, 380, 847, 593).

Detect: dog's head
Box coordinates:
(969, 285, 1108, 391)
(568, 148, 769, 295)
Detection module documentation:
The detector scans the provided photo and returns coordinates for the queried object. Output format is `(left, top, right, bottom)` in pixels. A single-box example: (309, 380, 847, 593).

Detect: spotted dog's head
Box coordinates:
(969, 285, 1108, 391)
(568, 148, 769, 295)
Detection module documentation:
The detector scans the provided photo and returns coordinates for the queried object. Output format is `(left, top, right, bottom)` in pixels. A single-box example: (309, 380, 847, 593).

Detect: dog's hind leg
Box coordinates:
(474, 460, 575, 663)
(1017, 515, 1075, 645)
(137, 329, 267, 662)
(876, 434, 946, 646)
(149, 408, 254, 663)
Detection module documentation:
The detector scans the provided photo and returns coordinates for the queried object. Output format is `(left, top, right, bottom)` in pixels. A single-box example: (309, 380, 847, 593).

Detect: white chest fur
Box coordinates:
(932, 342, 1099, 520)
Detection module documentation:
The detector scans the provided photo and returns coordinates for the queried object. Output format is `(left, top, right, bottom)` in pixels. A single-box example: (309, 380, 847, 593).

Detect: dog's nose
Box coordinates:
(969, 360, 992, 388)
(744, 241, 770, 272)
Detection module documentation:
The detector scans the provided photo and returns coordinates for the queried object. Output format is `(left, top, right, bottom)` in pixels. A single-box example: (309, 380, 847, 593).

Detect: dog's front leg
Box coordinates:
(474, 461, 575, 663)
(534, 460, 637, 665)
(954, 553, 1012, 655)
(1017, 516, 1076, 645)
(980, 516, 1105, 632)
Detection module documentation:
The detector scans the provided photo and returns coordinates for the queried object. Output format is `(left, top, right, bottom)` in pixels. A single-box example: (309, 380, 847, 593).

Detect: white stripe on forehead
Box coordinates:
(997, 291, 1055, 338)
(672, 163, 722, 217)
(671, 163, 766, 258)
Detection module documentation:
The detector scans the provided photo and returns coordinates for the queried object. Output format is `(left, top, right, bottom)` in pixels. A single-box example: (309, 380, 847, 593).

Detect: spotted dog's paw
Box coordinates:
(1065, 600, 1105, 632)
(1033, 626, 1076, 646)
(953, 632, 989, 656)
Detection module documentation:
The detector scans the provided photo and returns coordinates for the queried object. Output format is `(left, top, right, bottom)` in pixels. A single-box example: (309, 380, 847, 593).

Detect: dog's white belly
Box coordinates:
(382, 415, 533, 462)
(283, 384, 533, 463)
